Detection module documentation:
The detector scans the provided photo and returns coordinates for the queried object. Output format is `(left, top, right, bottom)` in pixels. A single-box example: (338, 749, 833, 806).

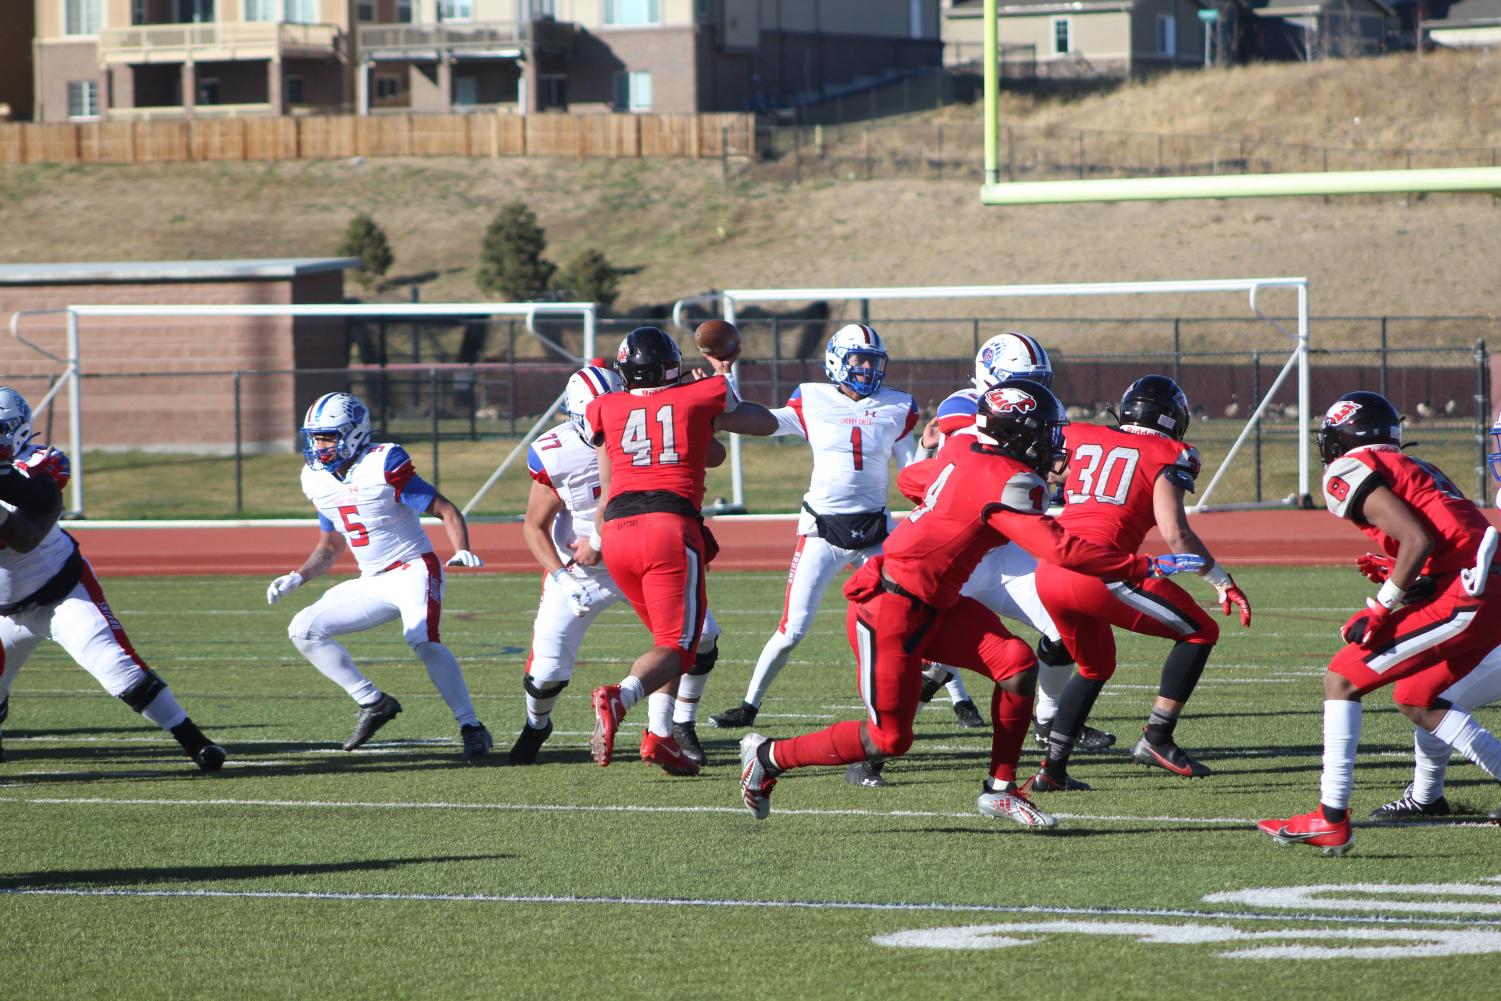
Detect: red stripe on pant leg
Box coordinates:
(524, 570, 547, 677)
(421, 552, 443, 643)
(79, 563, 150, 673)
(776, 535, 808, 634)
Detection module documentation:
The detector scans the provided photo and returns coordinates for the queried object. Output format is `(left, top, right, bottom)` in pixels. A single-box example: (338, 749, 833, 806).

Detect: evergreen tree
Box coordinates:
(557, 248, 619, 311)
(476, 201, 556, 300)
(337, 212, 393, 291)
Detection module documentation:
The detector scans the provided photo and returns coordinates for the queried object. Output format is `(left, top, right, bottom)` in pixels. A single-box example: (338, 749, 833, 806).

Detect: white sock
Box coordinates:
(744, 630, 800, 707)
(293, 635, 380, 704)
(141, 688, 187, 731)
(1432, 708, 1501, 782)
(619, 675, 646, 712)
(413, 641, 478, 727)
(1319, 699, 1362, 811)
(1034, 661, 1071, 722)
(945, 672, 972, 704)
(647, 691, 673, 737)
(674, 672, 708, 724)
(525, 685, 563, 729)
(1410, 725, 1452, 803)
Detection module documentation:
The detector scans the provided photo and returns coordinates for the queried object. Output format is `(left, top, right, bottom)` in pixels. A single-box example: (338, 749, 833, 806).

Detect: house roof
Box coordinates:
(0, 258, 361, 285)
(1433, 0, 1501, 22)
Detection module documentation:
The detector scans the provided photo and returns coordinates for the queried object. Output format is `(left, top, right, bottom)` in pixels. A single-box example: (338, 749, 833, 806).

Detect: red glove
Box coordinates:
(15, 446, 71, 490)
(1341, 599, 1393, 648)
(1356, 552, 1395, 585)
(1215, 579, 1252, 627)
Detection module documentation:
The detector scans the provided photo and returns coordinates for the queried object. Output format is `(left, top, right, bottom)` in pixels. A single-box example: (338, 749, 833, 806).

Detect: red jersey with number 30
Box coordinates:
(1322, 444, 1490, 575)
(585, 375, 736, 509)
(1058, 423, 1200, 554)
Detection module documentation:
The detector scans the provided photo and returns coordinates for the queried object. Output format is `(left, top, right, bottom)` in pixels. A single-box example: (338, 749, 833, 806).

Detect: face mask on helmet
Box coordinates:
(302, 392, 372, 471)
(1118, 375, 1191, 441)
(1490, 412, 1501, 486)
(973, 332, 1053, 391)
(616, 326, 682, 389)
(1317, 392, 1402, 466)
(564, 365, 623, 443)
(0, 387, 34, 467)
(825, 323, 888, 397)
(974, 379, 1068, 476)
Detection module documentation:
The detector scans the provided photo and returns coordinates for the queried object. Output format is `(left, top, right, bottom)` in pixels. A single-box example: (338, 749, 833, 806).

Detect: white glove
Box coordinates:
(552, 567, 606, 618)
(266, 571, 304, 605)
(447, 550, 484, 568)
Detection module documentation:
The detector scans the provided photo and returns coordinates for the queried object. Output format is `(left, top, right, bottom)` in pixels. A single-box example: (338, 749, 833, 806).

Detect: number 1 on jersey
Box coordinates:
(850, 427, 864, 471)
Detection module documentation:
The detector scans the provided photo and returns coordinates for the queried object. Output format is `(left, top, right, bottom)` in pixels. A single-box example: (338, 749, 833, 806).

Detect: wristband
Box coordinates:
(1374, 578, 1406, 610)
(549, 567, 566, 582)
(588, 529, 603, 550)
(1201, 561, 1232, 587)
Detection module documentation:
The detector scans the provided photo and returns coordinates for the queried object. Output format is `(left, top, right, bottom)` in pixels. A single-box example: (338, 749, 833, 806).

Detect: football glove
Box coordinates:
(15, 446, 71, 490)
(1215, 579, 1253, 627)
(446, 550, 484, 568)
(1148, 553, 1207, 578)
(1341, 599, 1394, 648)
(266, 571, 304, 606)
(1356, 552, 1395, 584)
(552, 567, 605, 618)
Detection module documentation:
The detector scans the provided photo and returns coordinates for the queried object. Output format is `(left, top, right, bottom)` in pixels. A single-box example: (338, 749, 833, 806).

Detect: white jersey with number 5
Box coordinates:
(527, 426, 604, 562)
(300, 443, 438, 576)
(771, 382, 919, 535)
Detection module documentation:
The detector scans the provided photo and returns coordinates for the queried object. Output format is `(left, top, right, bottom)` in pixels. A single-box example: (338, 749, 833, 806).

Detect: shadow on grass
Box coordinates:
(0, 743, 498, 783)
(0, 853, 513, 891)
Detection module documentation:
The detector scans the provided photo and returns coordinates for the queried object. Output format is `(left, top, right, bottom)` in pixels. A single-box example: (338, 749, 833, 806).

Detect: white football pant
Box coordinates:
(1409, 643, 1501, 803)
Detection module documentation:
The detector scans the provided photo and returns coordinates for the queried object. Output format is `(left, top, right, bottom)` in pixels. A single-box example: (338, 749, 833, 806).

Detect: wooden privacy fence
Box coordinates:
(0, 111, 756, 165)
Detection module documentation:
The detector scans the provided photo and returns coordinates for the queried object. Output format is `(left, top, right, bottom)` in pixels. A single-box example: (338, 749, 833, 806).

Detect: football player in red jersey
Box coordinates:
(1258, 392, 1501, 854)
(1032, 375, 1252, 792)
(737, 380, 1205, 828)
(583, 326, 779, 775)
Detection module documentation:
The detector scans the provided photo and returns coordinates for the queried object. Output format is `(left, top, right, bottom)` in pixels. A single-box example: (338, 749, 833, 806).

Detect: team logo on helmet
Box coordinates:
(616, 341, 631, 363)
(985, 387, 1038, 414)
(980, 346, 995, 366)
(1324, 400, 1362, 427)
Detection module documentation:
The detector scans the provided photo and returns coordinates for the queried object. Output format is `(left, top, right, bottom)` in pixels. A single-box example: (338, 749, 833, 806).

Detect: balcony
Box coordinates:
(99, 22, 342, 64)
(358, 21, 529, 60)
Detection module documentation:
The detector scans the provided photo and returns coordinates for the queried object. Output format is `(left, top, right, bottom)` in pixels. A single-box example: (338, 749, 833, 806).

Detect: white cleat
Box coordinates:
(977, 787, 1057, 830)
(739, 733, 777, 820)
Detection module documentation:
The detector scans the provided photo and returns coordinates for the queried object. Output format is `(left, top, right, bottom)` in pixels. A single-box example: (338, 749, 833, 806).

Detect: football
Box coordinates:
(693, 319, 741, 361)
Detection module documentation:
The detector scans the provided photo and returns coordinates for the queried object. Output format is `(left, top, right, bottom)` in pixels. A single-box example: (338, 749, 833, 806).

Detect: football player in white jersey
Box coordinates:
(511, 366, 722, 771)
(0, 388, 226, 771)
(916, 332, 1117, 754)
(710, 323, 943, 784)
(267, 392, 492, 760)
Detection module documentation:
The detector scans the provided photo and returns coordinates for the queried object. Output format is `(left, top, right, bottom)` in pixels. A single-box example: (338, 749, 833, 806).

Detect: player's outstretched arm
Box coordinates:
(268, 530, 345, 604)
(429, 491, 483, 567)
(714, 401, 778, 437)
(1152, 476, 1252, 626)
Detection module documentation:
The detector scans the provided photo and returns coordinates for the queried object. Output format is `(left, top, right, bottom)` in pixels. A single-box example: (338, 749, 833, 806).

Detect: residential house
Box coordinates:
(1245, 0, 1395, 60)
(1, 3, 36, 120)
(1421, 0, 1501, 47)
(942, 0, 1213, 79)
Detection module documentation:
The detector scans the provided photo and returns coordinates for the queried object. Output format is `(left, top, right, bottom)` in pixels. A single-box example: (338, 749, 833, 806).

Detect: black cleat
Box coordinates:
(193, 743, 227, 772)
(952, 698, 986, 729)
(343, 693, 403, 751)
(1131, 734, 1211, 777)
(1025, 766, 1091, 792)
(460, 722, 493, 761)
(1369, 785, 1450, 821)
(845, 759, 888, 788)
(1032, 717, 1116, 751)
(508, 719, 553, 765)
(709, 702, 758, 729)
(672, 721, 707, 767)
(170, 718, 225, 772)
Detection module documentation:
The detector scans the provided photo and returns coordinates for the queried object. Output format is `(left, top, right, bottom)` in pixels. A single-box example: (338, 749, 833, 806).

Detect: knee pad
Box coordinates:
(405, 631, 438, 651)
(689, 643, 719, 677)
(1036, 635, 1075, 668)
(118, 669, 167, 713)
(523, 674, 569, 700)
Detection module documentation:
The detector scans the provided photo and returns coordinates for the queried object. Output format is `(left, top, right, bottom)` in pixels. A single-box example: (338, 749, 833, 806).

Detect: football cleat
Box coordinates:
(709, 701, 758, 729)
(952, 699, 987, 729)
(590, 685, 625, 767)
(845, 759, 888, 788)
(1024, 766, 1091, 793)
(192, 742, 227, 773)
(977, 786, 1057, 829)
(1131, 734, 1211, 777)
(342, 693, 403, 751)
(640, 730, 702, 777)
(460, 722, 493, 762)
(169, 718, 226, 772)
(1032, 717, 1116, 751)
(507, 719, 553, 765)
(1369, 785, 1450, 821)
(739, 733, 777, 820)
(671, 721, 706, 767)
(1257, 809, 1354, 856)
(1490, 802, 1501, 826)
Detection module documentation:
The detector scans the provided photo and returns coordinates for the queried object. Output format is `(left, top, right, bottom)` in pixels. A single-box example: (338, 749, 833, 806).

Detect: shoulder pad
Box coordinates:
(999, 470, 1049, 515)
(1322, 453, 1382, 520)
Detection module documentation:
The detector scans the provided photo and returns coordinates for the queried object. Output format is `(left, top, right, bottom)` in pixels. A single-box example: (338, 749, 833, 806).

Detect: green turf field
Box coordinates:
(2, 566, 1499, 1001)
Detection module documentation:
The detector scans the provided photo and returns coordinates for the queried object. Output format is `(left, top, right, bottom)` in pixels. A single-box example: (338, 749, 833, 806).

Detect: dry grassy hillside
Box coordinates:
(2, 50, 1497, 355)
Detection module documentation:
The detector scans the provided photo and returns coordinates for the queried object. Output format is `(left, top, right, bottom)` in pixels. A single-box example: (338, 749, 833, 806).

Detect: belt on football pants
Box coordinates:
(879, 572, 941, 653)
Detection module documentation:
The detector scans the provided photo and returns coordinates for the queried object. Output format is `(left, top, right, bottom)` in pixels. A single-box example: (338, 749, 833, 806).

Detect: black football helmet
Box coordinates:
(1119, 375, 1191, 441)
(974, 378, 1069, 476)
(1317, 391, 1402, 465)
(615, 326, 682, 389)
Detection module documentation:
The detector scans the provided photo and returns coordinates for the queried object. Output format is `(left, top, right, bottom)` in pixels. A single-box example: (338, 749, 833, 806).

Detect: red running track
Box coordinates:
(64, 509, 1501, 577)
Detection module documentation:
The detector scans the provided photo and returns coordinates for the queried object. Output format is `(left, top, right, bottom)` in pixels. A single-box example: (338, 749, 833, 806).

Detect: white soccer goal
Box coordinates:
(675, 278, 1312, 512)
(9, 301, 598, 518)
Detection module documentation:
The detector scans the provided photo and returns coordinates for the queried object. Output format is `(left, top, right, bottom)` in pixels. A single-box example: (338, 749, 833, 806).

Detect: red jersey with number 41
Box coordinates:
(1322, 444, 1490, 575)
(1057, 423, 1201, 555)
(585, 375, 737, 509)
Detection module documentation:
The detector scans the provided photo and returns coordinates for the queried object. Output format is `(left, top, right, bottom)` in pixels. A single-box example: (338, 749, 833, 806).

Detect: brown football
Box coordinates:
(693, 319, 741, 360)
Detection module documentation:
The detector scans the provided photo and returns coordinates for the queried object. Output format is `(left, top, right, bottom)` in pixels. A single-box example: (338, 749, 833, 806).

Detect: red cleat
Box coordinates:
(1257, 808, 1354, 857)
(590, 685, 625, 767)
(639, 730, 702, 777)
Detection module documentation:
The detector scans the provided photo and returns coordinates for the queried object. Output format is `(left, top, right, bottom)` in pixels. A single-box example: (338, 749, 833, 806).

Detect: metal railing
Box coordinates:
(99, 21, 341, 62)
(358, 20, 528, 54)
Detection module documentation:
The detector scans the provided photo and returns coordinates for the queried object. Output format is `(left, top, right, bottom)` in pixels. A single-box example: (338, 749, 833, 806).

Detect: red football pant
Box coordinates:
(1331, 580, 1501, 705)
(599, 512, 706, 673)
(1035, 564, 1218, 682)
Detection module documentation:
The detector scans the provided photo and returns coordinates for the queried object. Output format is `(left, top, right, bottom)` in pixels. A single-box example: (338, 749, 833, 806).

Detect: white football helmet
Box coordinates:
(0, 387, 35, 466)
(564, 365, 624, 443)
(301, 392, 372, 471)
(973, 332, 1053, 390)
(824, 322, 888, 398)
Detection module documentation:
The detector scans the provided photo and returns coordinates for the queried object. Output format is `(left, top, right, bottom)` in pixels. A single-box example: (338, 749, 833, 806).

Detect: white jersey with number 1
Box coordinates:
(300, 443, 438, 576)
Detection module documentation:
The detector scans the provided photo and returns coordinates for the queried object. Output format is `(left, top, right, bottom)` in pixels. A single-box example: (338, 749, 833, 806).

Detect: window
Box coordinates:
(245, 0, 275, 19)
(177, 0, 215, 21)
(283, 0, 315, 22)
(397, 0, 413, 22)
(1157, 15, 1177, 56)
(1051, 16, 1071, 55)
(64, 0, 102, 35)
(538, 74, 568, 110)
(440, 0, 473, 19)
(285, 75, 304, 104)
(358, 0, 375, 20)
(604, 0, 660, 27)
(246, 0, 314, 20)
(612, 70, 651, 111)
(375, 75, 400, 99)
(132, 0, 147, 25)
(67, 80, 99, 119)
(454, 77, 478, 105)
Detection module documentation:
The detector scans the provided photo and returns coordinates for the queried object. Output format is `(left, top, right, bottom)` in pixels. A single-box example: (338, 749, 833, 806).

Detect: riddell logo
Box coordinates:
(1325, 400, 1362, 427)
(986, 388, 1037, 414)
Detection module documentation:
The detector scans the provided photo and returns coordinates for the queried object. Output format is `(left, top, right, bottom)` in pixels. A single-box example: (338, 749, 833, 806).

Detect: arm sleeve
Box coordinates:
(526, 446, 556, 489)
(897, 459, 939, 504)
(317, 511, 335, 531)
(896, 397, 919, 441)
(0, 467, 60, 514)
(990, 507, 1144, 582)
(767, 387, 807, 438)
